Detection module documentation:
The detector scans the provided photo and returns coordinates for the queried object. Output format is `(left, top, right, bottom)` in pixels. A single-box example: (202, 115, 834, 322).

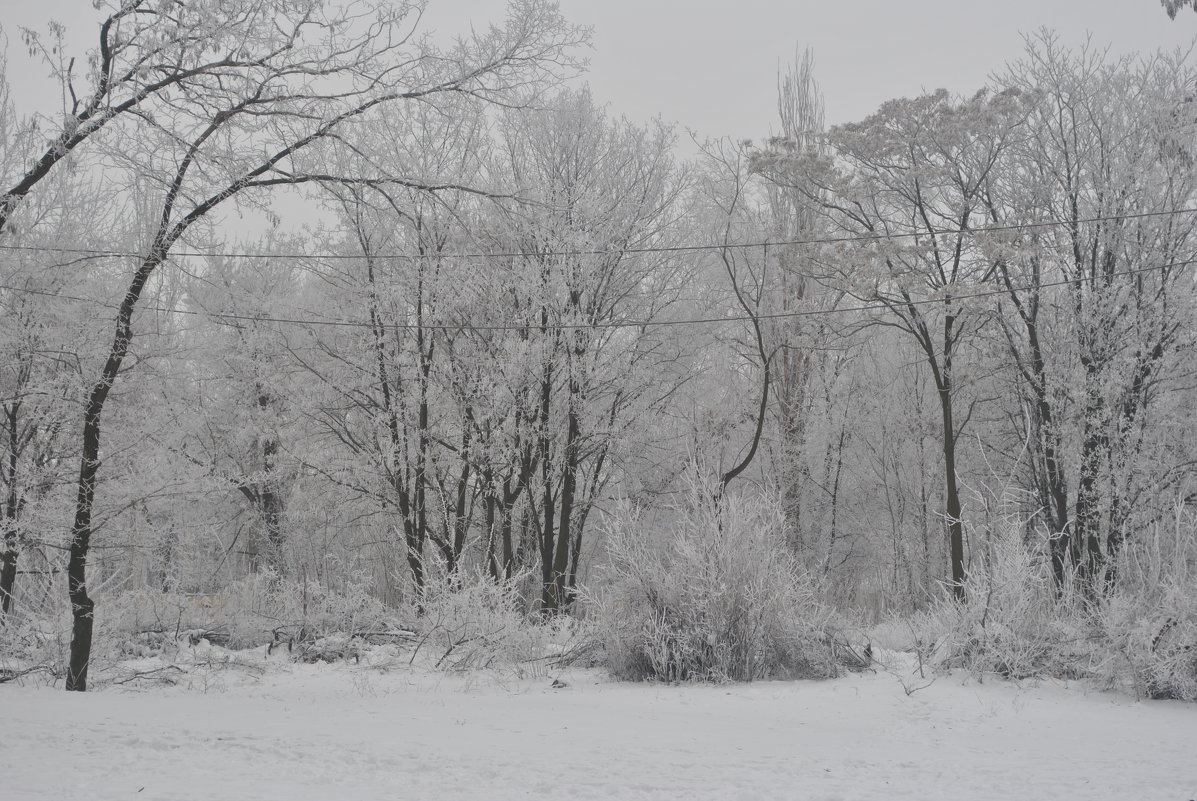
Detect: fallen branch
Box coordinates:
(111, 664, 187, 686)
(0, 664, 56, 684)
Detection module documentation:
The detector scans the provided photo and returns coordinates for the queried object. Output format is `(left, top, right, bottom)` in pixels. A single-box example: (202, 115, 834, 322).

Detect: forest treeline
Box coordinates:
(1, 2, 1195, 695)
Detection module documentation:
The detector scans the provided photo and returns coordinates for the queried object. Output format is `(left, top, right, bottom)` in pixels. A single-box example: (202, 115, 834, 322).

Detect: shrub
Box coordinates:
(2, 567, 571, 682)
(92, 569, 394, 653)
(890, 513, 1197, 701)
(890, 523, 1099, 683)
(1101, 511, 1197, 700)
(588, 474, 841, 683)
(404, 568, 570, 674)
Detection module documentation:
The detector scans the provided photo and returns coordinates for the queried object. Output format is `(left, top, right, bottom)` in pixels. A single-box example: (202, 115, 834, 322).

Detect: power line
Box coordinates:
(2, 259, 1194, 332)
(0, 207, 1195, 261)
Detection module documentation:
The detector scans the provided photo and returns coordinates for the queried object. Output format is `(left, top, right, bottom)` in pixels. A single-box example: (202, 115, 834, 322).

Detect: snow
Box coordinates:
(2, 651, 1195, 800)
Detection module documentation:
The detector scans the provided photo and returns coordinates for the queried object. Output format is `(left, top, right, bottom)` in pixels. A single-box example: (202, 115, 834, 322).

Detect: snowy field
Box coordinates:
(2, 649, 1195, 801)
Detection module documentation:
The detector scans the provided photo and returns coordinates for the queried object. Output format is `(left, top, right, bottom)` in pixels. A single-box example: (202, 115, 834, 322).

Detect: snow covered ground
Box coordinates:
(2, 649, 1195, 800)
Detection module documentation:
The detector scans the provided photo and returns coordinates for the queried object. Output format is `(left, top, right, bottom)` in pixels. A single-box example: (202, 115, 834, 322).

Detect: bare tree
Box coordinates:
(491, 88, 684, 612)
(755, 88, 1029, 598)
(0, 58, 97, 618)
(2, 0, 328, 235)
(986, 35, 1197, 591)
(58, 0, 583, 691)
(692, 139, 775, 494)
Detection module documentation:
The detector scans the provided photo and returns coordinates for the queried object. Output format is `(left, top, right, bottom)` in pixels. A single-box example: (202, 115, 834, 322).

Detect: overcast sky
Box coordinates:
(482, 0, 1196, 139)
(5, 1, 1197, 142)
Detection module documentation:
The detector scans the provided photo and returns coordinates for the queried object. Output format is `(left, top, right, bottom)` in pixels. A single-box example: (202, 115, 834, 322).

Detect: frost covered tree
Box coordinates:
(690, 138, 776, 493)
(765, 50, 830, 527)
(277, 87, 684, 611)
(755, 87, 1030, 598)
(297, 95, 495, 598)
(488, 88, 685, 612)
(0, 275, 80, 617)
(0, 0, 323, 235)
(178, 250, 309, 578)
(983, 35, 1197, 592)
(0, 53, 111, 618)
(24, 0, 585, 691)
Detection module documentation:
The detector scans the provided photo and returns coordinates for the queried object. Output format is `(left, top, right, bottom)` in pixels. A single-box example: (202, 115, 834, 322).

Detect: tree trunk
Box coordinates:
(2, 408, 21, 617)
(414, 278, 434, 583)
(821, 425, 847, 579)
(500, 497, 517, 581)
(363, 245, 425, 597)
(255, 389, 286, 574)
(1038, 408, 1072, 591)
(67, 254, 161, 691)
(942, 420, 966, 600)
(547, 396, 580, 612)
(484, 481, 499, 581)
(449, 424, 472, 573)
(260, 463, 285, 574)
(1074, 413, 1106, 591)
(999, 256, 1071, 591)
(0, 542, 17, 616)
(537, 301, 558, 611)
(402, 516, 426, 599)
(1072, 351, 1109, 594)
(938, 317, 966, 601)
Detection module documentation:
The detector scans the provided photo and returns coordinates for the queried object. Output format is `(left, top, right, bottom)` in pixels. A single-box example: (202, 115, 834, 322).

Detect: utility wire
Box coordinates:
(0, 207, 1194, 261)
(2, 258, 1194, 332)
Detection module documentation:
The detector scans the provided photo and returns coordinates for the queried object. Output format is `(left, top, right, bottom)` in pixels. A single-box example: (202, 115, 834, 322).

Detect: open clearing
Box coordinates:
(2, 650, 1194, 800)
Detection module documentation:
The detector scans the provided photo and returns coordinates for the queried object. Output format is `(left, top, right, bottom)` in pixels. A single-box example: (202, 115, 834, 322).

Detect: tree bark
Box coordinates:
(67, 254, 161, 691)
(938, 315, 967, 600)
(449, 424, 472, 572)
(940, 398, 966, 599)
(547, 392, 580, 611)
(1, 403, 23, 616)
(538, 348, 557, 611)
(1073, 373, 1107, 592)
(0, 545, 16, 616)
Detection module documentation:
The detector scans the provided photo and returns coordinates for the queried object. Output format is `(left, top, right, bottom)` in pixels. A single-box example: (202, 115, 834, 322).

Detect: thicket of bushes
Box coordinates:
(875, 511, 1197, 701)
(586, 478, 850, 682)
(2, 485, 1195, 700)
(0, 567, 574, 686)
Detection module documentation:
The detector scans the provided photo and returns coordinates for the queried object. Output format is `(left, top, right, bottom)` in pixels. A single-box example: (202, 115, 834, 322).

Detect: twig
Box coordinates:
(897, 675, 937, 696)
(0, 664, 56, 684)
(111, 665, 187, 685)
(353, 630, 417, 640)
(196, 656, 266, 675)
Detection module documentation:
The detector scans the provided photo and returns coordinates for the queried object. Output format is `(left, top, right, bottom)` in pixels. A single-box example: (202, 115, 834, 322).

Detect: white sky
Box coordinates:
(5, 0, 1197, 141)
(480, 0, 1196, 137)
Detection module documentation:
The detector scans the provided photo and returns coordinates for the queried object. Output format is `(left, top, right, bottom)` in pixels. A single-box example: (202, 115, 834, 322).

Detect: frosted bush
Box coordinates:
(1100, 514, 1197, 700)
(899, 516, 1197, 698)
(904, 526, 1095, 681)
(589, 476, 841, 683)
(405, 569, 569, 674)
(1103, 586, 1197, 700)
(88, 570, 395, 658)
(0, 574, 71, 684)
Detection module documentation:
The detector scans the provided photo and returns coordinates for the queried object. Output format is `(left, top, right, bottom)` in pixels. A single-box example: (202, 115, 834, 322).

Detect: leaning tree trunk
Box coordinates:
(67, 254, 162, 691)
